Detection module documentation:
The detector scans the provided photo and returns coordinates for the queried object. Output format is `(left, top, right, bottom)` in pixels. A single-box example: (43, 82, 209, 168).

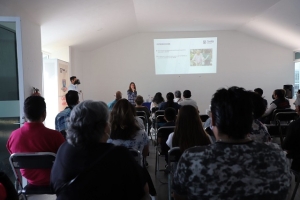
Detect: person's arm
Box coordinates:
(262, 103, 277, 117)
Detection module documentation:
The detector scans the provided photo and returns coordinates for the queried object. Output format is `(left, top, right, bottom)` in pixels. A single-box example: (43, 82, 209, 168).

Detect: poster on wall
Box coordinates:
(57, 61, 69, 112)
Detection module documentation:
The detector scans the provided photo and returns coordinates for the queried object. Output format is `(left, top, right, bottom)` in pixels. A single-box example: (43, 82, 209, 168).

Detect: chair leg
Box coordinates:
(291, 181, 300, 200)
(155, 148, 158, 176)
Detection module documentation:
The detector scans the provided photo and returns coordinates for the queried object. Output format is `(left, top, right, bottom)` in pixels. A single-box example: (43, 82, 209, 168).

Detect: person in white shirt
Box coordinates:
(68, 76, 80, 92)
(179, 90, 198, 110)
(173, 90, 183, 103)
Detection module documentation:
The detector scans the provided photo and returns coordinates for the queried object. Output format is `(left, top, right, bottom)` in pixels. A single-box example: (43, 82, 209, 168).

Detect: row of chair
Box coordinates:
(9, 149, 142, 199)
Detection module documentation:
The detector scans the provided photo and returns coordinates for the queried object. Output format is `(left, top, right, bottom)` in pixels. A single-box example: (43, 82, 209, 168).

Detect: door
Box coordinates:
(0, 17, 24, 179)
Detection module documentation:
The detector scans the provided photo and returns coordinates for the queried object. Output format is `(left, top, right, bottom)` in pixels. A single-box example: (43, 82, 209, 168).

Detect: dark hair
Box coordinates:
(66, 91, 79, 107)
(250, 91, 266, 119)
(24, 96, 46, 121)
(70, 76, 76, 82)
(254, 88, 263, 96)
(211, 86, 253, 139)
(174, 90, 181, 98)
(172, 105, 211, 152)
(128, 82, 136, 92)
(166, 92, 175, 107)
(110, 99, 140, 140)
(164, 107, 176, 121)
(183, 90, 191, 98)
(67, 101, 109, 148)
(135, 95, 144, 106)
(152, 92, 164, 104)
(274, 89, 285, 99)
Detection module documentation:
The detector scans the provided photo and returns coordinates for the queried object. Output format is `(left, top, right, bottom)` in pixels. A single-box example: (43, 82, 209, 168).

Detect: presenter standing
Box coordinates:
(127, 82, 137, 106)
(68, 76, 81, 92)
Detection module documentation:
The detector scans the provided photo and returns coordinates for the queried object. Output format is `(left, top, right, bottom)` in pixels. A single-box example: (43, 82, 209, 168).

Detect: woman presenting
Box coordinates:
(127, 82, 137, 105)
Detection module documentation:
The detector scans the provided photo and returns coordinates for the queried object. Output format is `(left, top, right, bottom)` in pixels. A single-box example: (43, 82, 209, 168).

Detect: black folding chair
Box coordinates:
(155, 126, 175, 176)
(9, 152, 56, 200)
(266, 111, 298, 146)
(167, 147, 181, 200)
(136, 111, 148, 134)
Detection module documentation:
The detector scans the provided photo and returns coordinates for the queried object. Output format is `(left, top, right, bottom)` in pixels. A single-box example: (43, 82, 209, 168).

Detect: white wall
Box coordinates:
(71, 31, 294, 114)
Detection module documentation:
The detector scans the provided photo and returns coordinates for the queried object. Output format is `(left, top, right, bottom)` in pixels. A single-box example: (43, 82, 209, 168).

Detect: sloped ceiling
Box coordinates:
(0, 0, 299, 51)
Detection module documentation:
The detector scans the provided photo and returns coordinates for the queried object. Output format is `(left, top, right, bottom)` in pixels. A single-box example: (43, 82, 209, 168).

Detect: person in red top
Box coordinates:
(6, 96, 65, 186)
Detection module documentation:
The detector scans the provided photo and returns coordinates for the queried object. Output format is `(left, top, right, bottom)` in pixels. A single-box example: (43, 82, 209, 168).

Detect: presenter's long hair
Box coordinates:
(128, 82, 136, 92)
(172, 105, 211, 152)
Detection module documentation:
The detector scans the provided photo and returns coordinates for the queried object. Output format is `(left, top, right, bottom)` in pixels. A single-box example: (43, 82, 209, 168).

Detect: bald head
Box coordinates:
(116, 91, 122, 100)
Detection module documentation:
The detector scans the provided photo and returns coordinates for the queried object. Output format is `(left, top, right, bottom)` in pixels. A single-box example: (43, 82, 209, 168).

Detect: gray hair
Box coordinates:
(66, 100, 109, 147)
(174, 90, 181, 98)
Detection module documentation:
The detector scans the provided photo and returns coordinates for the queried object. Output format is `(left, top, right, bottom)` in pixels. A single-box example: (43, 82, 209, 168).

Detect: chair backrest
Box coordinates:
(274, 112, 298, 124)
(271, 108, 295, 122)
(128, 148, 142, 166)
(200, 114, 209, 122)
(136, 111, 147, 118)
(157, 126, 175, 140)
(168, 147, 182, 166)
(155, 110, 165, 118)
(9, 152, 56, 169)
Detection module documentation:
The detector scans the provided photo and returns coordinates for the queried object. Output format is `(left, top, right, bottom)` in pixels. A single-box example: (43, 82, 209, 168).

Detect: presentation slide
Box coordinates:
(154, 37, 217, 75)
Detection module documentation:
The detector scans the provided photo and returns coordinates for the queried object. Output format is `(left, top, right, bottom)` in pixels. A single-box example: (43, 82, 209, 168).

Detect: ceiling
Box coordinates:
(1, 0, 300, 51)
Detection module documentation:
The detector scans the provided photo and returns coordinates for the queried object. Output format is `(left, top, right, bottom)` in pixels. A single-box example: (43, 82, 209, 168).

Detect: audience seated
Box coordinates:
(7, 96, 65, 186)
(294, 89, 300, 113)
(248, 91, 271, 143)
(55, 90, 79, 138)
(254, 87, 268, 108)
(159, 92, 181, 114)
(107, 91, 122, 111)
(107, 99, 149, 161)
(173, 90, 183, 103)
(172, 86, 291, 200)
(178, 90, 198, 111)
(135, 95, 152, 131)
(261, 89, 291, 123)
(150, 92, 164, 114)
(51, 100, 148, 199)
(283, 103, 300, 171)
(166, 105, 211, 151)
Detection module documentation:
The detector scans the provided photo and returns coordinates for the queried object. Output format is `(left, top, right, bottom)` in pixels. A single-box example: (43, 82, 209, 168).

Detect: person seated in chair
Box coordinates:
(7, 96, 65, 186)
(51, 100, 149, 199)
(261, 89, 291, 123)
(55, 90, 79, 138)
(159, 92, 181, 115)
(172, 87, 291, 200)
(135, 95, 152, 134)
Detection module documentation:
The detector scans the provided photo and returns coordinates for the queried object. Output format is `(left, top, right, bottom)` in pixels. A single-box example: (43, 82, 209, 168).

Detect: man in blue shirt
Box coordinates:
(55, 90, 79, 137)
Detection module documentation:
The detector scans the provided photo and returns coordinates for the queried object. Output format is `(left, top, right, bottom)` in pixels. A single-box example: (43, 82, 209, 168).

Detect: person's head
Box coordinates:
(67, 101, 110, 148)
(273, 89, 285, 99)
(183, 90, 191, 98)
(66, 90, 79, 107)
(166, 92, 174, 102)
(164, 107, 176, 122)
(116, 91, 122, 100)
(128, 82, 136, 91)
(70, 76, 77, 84)
(135, 95, 144, 106)
(211, 86, 253, 140)
(172, 105, 211, 152)
(24, 96, 46, 122)
(174, 90, 181, 98)
(109, 99, 140, 140)
(254, 88, 263, 97)
(196, 50, 200, 55)
(152, 92, 164, 104)
(250, 91, 266, 119)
